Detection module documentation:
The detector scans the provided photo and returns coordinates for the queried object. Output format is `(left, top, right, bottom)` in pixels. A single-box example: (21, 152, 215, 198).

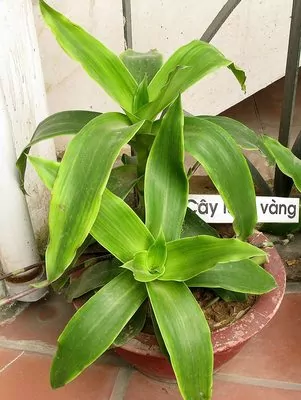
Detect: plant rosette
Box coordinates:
(114, 232, 286, 380)
(19, 2, 301, 400)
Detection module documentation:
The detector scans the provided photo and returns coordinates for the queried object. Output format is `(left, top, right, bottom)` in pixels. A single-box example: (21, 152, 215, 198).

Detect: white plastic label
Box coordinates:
(188, 195, 299, 223)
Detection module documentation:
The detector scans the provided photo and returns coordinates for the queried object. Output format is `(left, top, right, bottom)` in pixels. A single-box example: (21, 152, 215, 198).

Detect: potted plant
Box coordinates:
(18, 2, 301, 399)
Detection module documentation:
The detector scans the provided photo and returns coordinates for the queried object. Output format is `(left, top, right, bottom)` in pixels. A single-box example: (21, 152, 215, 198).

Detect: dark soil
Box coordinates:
(193, 288, 256, 331)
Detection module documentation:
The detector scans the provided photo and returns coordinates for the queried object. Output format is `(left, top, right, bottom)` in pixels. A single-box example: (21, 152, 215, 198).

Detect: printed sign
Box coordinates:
(188, 195, 299, 223)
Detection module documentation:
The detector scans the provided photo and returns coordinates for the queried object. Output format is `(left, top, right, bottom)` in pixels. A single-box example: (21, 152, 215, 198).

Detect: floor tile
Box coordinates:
(218, 293, 301, 383)
(125, 371, 182, 400)
(213, 380, 300, 400)
(124, 371, 300, 400)
(0, 292, 75, 346)
(0, 348, 22, 370)
(0, 350, 119, 400)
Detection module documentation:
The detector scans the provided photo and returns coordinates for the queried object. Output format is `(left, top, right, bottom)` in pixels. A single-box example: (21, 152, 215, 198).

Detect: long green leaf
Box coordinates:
(51, 271, 147, 388)
(28, 156, 59, 190)
(65, 257, 121, 302)
(29, 157, 139, 200)
(132, 76, 149, 113)
(181, 208, 219, 238)
(28, 156, 154, 265)
(114, 304, 147, 346)
(262, 135, 301, 191)
(199, 116, 273, 162)
(145, 96, 188, 241)
(40, 1, 137, 111)
(213, 288, 248, 302)
(46, 113, 143, 282)
(106, 164, 139, 199)
(17, 110, 100, 191)
(91, 190, 154, 263)
(184, 117, 257, 240)
(187, 259, 276, 294)
(149, 305, 170, 359)
(138, 40, 245, 120)
(160, 236, 267, 281)
(245, 157, 273, 196)
(147, 280, 213, 400)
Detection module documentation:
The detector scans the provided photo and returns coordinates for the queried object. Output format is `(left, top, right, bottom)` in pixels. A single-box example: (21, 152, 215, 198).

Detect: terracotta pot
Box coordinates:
(114, 232, 286, 381)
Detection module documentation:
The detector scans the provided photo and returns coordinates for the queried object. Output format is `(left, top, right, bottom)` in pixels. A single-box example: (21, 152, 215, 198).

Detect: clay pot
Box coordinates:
(114, 232, 286, 381)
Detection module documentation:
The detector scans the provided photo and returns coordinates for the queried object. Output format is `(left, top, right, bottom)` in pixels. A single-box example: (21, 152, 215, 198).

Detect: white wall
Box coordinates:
(33, 0, 294, 152)
(0, 0, 56, 251)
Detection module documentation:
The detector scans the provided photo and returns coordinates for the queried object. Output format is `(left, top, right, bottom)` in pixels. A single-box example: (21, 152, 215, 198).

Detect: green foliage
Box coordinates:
(145, 96, 188, 241)
(20, 2, 300, 398)
(184, 117, 257, 240)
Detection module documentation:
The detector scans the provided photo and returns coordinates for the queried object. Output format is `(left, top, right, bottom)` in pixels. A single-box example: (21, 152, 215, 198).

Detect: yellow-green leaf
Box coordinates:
(160, 236, 267, 281)
(46, 113, 143, 282)
(17, 110, 100, 192)
(145, 96, 188, 241)
(91, 190, 154, 263)
(187, 259, 276, 294)
(138, 40, 245, 120)
(263, 135, 301, 191)
(51, 271, 146, 388)
(184, 117, 257, 240)
(147, 280, 213, 400)
(28, 156, 154, 267)
(40, 1, 137, 111)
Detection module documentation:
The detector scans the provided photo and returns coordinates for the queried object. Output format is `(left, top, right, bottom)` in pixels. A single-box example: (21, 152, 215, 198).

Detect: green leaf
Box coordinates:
(139, 40, 245, 120)
(29, 156, 139, 201)
(262, 135, 301, 191)
(245, 157, 273, 196)
(187, 259, 276, 294)
(149, 305, 170, 360)
(28, 156, 59, 190)
(132, 76, 149, 113)
(107, 165, 139, 199)
(199, 116, 273, 162)
(160, 236, 267, 281)
(17, 110, 99, 191)
(65, 257, 121, 302)
(26, 157, 95, 288)
(51, 271, 147, 388)
(122, 230, 167, 282)
(145, 96, 188, 241)
(122, 251, 165, 282)
(114, 304, 147, 346)
(91, 189, 154, 263)
(120, 49, 163, 85)
(181, 208, 219, 238)
(147, 229, 167, 272)
(212, 288, 248, 302)
(184, 117, 257, 240)
(46, 113, 143, 282)
(147, 280, 213, 400)
(40, 1, 137, 112)
(28, 155, 154, 266)
(260, 217, 301, 235)
(227, 63, 246, 92)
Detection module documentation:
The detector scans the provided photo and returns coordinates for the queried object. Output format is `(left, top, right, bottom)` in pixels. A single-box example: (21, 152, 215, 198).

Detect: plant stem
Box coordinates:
(0, 262, 44, 282)
(0, 287, 41, 307)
